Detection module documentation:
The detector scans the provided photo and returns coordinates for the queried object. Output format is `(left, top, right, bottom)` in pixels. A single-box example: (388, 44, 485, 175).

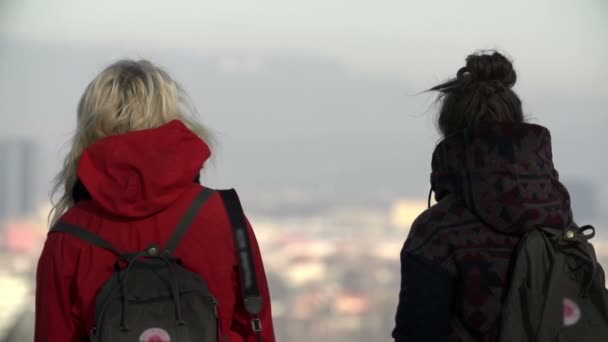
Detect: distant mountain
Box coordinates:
(0, 37, 605, 206)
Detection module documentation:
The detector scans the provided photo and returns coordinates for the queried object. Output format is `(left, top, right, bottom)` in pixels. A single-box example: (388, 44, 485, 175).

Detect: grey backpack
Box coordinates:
(454, 225, 608, 342)
(50, 188, 264, 342)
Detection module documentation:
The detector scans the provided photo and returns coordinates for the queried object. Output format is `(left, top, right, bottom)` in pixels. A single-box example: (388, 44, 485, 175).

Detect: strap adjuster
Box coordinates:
(251, 317, 262, 332)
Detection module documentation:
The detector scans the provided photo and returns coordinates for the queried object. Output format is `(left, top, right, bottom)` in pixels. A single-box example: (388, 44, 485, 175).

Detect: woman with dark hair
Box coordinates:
(392, 51, 575, 341)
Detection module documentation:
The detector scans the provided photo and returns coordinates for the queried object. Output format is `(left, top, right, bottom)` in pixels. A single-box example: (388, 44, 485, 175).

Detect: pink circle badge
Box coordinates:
(563, 297, 581, 326)
(139, 328, 171, 342)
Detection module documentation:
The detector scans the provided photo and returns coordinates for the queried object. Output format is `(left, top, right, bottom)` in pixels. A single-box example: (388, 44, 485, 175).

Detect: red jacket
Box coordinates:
(35, 120, 275, 342)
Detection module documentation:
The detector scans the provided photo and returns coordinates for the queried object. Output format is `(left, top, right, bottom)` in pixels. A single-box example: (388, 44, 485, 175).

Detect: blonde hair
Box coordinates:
(49, 59, 215, 226)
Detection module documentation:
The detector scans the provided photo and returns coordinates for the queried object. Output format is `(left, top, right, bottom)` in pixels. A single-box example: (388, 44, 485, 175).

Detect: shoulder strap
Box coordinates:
(51, 187, 215, 257)
(164, 187, 216, 254)
(50, 222, 123, 256)
(219, 189, 263, 338)
(451, 318, 476, 342)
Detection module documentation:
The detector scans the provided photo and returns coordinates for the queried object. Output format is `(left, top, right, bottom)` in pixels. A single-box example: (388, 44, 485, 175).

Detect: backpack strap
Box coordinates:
(219, 189, 263, 341)
(50, 222, 123, 256)
(51, 187, 215, 257)
(451, 318, 476, 342)
(164, 187, 216, 254)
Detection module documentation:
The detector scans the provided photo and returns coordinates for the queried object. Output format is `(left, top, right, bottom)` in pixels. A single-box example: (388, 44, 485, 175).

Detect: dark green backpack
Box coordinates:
(454, 225, 608, 342)
(498, 225, 608, 341)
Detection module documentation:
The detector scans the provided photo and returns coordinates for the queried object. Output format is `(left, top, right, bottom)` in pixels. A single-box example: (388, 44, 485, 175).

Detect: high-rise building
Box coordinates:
(0, 140, 37, 220)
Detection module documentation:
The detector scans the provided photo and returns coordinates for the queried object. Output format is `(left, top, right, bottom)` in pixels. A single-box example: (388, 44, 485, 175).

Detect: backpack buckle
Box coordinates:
(251, 317, 262, 332)
(145, 244, 161, 256)
(565, 229, 576, 239)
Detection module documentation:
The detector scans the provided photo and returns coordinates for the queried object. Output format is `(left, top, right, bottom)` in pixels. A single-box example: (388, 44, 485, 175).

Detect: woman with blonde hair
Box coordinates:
(35, 60, 275, 342)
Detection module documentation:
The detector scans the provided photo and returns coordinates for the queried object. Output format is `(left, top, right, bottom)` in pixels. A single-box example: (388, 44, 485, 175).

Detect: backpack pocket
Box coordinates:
(558, 320, 608, 342)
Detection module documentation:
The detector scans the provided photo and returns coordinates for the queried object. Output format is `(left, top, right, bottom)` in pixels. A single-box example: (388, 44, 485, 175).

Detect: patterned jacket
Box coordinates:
(392, 123, 574, 342)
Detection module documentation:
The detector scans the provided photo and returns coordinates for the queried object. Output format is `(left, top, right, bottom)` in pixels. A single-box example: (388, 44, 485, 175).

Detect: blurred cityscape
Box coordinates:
(0, 140, 606, 342)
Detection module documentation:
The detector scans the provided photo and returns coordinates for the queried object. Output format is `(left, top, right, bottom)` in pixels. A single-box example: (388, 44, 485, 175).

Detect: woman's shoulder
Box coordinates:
(404, 195, 481, 260)
(410, 194, 478, 232)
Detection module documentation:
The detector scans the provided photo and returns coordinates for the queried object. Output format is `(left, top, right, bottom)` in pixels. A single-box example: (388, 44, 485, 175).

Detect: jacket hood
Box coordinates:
(431, 123, 573, 234)
(76, 120, 211, 218)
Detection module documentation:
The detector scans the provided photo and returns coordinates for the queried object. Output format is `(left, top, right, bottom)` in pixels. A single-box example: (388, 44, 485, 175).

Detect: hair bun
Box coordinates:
(464, 51, 517, 88)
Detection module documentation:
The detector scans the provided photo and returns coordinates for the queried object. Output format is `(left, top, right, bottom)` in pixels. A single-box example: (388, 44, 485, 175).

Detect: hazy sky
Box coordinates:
(2, 0, 607, 95)
(0, 0, 607, 218)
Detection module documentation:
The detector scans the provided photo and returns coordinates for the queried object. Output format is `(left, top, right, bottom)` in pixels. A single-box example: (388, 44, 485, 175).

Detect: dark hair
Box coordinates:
(430, 50, 524, 137)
